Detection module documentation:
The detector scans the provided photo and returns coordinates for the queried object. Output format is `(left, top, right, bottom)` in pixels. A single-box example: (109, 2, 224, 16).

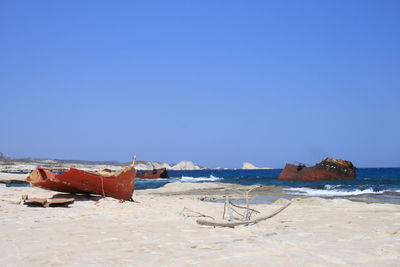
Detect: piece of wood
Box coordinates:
(244, 186, 261, 220)
(180, 207, 215, 220)
(22, 195, 75, 207)
(225, 196, 235, 220)
(228, 201, 260, 214)
(196, 201, 291, 228)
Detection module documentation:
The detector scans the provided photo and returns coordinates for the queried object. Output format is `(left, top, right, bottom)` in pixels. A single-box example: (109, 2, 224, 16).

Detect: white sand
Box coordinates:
(0, 180, 399, 266)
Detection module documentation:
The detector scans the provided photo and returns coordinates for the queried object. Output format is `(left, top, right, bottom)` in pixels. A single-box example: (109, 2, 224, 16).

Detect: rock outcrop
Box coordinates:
(0, 152, 11, 161)
(0, 152, 125, 172)
(242, 162, 272, 170)
(0, 153, 204, 172)
(134, 161, 171, 171)
(170, 161, 202, 170)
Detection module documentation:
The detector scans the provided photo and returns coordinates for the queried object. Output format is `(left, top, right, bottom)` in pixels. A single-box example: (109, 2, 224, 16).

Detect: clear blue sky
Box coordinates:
(1, 1, 399, 168)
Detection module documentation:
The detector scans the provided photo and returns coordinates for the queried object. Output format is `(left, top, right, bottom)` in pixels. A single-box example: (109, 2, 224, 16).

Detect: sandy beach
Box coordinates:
(1, 173, 399, 266)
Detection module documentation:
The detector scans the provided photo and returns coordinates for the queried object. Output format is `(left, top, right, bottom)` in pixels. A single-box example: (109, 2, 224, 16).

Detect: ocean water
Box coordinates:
(136, 168, 400, 203)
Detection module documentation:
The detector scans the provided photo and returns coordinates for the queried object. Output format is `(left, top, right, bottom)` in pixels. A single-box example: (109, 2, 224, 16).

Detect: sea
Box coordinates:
(136, 168, 400, 204)
(6, 168, 400, 204)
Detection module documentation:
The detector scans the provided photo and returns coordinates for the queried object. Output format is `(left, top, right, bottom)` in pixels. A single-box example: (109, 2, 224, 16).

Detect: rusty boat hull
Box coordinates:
(137, 168, 169, 179)
(27, 166, 136, 200)
(278, 158, 356, 181)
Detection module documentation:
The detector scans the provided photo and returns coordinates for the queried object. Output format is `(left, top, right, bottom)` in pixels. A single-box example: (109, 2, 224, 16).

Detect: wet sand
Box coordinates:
(0, 174, 400, 266)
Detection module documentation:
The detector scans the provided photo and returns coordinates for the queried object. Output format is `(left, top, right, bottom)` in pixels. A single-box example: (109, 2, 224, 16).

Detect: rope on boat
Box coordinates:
(100, 176, 106, 198)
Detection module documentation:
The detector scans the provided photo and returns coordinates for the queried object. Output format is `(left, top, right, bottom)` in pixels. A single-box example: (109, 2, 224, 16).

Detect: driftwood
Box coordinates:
(222, 197, 260, 221)
(182, 185, 292, 228)
(196, 201, 291, 228)
(221, 186, 262, 221)
(180, 207, 215, 220)
(0, 180, 29, 185)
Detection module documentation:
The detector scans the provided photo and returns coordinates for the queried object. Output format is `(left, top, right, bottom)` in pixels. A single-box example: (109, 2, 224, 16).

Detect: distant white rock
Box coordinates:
(170, 161, 201, 170)
(0, 154, 208, 172)
(42, 160, 57, 163)
(242, 162, 272, 170)
(242, 162, 258, 169)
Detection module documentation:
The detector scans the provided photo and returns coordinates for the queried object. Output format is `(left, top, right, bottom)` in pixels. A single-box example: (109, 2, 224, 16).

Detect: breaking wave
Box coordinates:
(135, 174, 223, 184)
(284, 187, 388, 197)
(135, 178, 171, 183)
(179, 174, 223, 182)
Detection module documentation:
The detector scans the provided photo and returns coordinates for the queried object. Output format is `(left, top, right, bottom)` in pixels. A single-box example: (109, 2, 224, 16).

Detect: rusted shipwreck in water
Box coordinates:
(137, 168, 169, 179)
(278, 158, 356, 181)
(27, 164, 136, 200)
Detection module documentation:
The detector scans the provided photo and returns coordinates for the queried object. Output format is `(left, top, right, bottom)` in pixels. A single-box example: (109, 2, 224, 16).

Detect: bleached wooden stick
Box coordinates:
(225, 196, 235, 220)
(196, 201, 291, 228)
(244, 186, 262, 220)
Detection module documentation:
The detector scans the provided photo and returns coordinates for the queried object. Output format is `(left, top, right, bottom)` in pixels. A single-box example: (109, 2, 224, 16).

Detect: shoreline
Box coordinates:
(140, 181, 400, 205)
(1, 172, 400, 205)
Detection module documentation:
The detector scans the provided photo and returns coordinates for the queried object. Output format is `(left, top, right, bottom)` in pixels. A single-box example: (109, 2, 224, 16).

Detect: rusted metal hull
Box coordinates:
(278, 158, 356, 181)
(137, 168, 169, 179)
(27, 166, 136, 200)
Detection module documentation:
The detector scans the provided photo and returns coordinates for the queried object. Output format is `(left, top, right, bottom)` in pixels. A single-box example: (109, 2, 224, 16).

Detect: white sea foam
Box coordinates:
(284, 187, 385, 197)
(135, 178, 171, 183)
(179, 174, 222, 182)
(324, 184, 341, 190)
(135, 174, 222, 183)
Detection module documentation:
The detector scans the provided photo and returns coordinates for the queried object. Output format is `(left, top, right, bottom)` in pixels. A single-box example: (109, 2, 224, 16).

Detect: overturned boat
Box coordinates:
(27, 164, 136, 200)
(137, 168, 169, 179)
(278, 158, 356, 181)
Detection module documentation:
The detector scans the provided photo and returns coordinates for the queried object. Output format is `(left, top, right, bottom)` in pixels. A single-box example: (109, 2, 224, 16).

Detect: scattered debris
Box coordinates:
(222, 197, 260, 221)
(22, 195, 74, 208)
(196, 201, 291, 228)
(182, 186, 292, 228)
(199, 196, 218, 202)
(0, 180, 29, 185)
(180, 207, 215, 221)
